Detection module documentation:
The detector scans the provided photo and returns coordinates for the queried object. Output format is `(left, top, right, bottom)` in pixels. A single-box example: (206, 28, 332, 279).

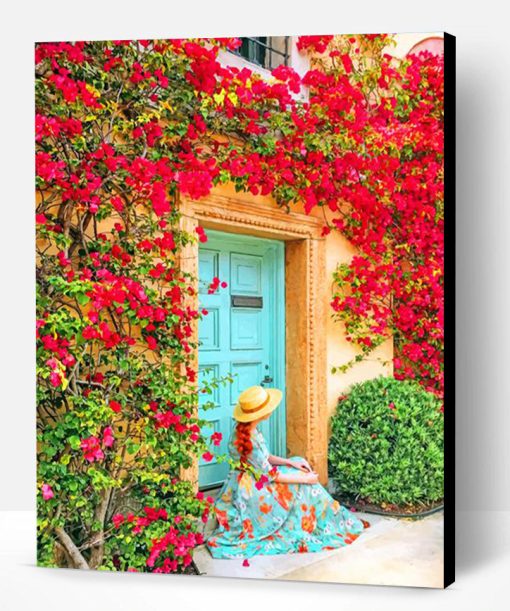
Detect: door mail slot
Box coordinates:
(231, 295, 263, 308)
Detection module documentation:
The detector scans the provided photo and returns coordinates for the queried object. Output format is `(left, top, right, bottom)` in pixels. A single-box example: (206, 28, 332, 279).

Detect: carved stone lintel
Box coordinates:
(180, 193, 324, 240)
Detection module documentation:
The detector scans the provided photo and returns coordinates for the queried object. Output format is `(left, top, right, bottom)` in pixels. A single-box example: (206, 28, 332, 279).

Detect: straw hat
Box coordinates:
(233, 385, 283, 423)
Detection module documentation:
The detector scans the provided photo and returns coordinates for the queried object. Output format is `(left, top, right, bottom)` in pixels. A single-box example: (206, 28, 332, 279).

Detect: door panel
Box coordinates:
(198, 307, 220, 350)
(198, 230, 285, 489)
(198, 250, 219, 293)
(230, 309, 263, 350)
(230, 253, 262, 295)
(230, 361, 264, 400)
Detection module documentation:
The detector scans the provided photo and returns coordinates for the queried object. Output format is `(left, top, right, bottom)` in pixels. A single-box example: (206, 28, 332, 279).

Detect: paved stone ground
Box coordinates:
(193, 511, 444, 588)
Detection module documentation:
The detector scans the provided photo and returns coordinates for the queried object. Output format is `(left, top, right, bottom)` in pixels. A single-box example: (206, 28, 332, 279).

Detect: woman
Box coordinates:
(206, 385, 369, 560)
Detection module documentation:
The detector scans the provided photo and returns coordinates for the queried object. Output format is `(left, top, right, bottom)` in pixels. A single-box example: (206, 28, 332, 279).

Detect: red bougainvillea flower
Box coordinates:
(242, 559, 250, 567)
(195, 225, 208, 243)
(145, 335, 158, 350)
(41, 483, 54, 501)
(112, 513, 125, 528)
(109, 400, 122, 413)
(202, 451, 214, 462)
(272, 65, 301, 93)
(207, 276, 226, 294)
(210, 431, 222, 446)
(296, 35, 334, 53)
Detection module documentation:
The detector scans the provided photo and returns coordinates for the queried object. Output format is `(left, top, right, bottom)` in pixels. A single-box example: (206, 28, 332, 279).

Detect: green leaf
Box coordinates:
(76, 293, 90, 306)
(68, 435, 81, 450)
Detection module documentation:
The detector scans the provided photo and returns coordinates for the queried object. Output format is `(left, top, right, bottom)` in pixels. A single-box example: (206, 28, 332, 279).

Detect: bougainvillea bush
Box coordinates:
(329, 377, 444, 506)
(36, 35, 443, 570)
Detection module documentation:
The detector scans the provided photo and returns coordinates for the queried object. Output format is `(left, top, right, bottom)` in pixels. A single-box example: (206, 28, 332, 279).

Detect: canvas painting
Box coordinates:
(35, 33, 455, 587)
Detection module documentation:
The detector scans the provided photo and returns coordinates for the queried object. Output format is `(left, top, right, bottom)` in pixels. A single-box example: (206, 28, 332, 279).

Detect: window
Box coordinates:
(233, 37, 290, 70)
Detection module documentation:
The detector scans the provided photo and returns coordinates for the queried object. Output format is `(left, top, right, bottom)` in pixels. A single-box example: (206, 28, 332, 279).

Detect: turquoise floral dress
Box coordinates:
(206, 424, 369, 559)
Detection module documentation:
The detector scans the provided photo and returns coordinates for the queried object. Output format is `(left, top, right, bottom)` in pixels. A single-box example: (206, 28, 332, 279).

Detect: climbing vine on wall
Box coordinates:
(36, 34, 444, 571)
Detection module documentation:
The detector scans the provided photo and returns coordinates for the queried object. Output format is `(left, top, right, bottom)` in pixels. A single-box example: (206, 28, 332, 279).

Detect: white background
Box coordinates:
(1, 0, 509, 609)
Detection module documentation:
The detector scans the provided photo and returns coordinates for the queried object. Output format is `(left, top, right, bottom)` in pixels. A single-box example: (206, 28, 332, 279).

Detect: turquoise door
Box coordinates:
(198, 230, 286, 489)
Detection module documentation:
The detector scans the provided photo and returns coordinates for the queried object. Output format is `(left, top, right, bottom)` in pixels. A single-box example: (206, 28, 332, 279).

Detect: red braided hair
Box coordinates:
(234, 422, 253, 469)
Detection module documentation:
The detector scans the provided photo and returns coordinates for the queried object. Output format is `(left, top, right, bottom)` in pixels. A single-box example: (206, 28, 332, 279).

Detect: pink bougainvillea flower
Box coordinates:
(255, 474, 269, 491)
(102, 426, 114, 448)
(202, 452, 214, 462)
(41, 483, 54, 500)
(242, 559, 250, 567)
(80, 436, 104, 462)
(49, 371, 62, 388)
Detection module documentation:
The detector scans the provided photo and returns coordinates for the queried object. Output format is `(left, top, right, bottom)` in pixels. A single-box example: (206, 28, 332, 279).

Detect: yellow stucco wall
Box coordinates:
(298, 204, 394, 423)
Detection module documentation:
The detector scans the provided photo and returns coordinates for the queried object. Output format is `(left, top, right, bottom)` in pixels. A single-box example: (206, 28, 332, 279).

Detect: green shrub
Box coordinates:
(328, 376, 444, 506)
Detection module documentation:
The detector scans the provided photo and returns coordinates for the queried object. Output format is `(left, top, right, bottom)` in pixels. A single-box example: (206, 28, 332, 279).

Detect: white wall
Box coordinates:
(2, 0, 508, 520)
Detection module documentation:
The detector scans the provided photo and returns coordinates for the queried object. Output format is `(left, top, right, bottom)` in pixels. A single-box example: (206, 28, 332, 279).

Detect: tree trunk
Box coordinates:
(88, 488, 112, 569)
(54, 527, 89, 570)
(54, 540, 73, 568)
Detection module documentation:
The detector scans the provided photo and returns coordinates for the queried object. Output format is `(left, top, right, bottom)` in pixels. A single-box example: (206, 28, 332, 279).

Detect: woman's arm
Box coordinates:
(268, 454, 292, 467)
(273, 470, 319, 485)
(268, 454, 313, 473)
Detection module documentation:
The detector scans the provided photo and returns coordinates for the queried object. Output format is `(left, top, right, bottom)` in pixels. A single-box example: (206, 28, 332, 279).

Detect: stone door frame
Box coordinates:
(179, 192, 329, 483)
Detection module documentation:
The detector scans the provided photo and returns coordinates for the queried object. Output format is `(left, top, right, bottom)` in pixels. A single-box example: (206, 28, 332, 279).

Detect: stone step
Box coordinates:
(193, 511, 389, 580)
